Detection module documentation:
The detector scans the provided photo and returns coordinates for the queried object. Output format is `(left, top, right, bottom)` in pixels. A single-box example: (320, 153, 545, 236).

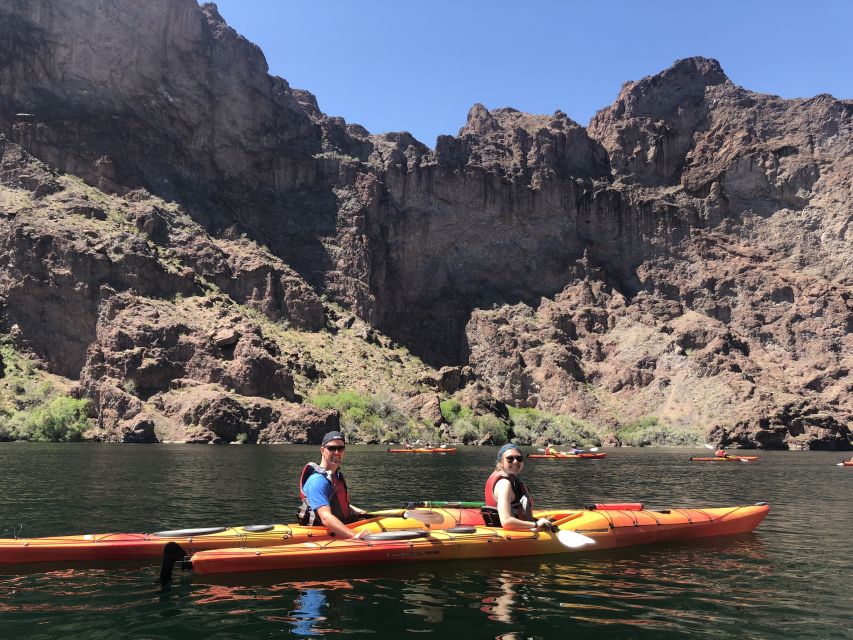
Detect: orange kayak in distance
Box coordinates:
(387, 448, 457, 453)
(689, 456, 759, 462)
(528, 453, 606, 459)
(186, 503, 770, 575)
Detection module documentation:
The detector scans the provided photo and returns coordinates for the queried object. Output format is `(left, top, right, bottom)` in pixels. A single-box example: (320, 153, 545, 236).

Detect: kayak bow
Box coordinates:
(0, 508, 482, 565)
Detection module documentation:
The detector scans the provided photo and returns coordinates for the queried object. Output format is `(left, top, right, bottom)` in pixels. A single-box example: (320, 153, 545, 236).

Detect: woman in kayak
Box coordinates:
(484, 444, 553, 531)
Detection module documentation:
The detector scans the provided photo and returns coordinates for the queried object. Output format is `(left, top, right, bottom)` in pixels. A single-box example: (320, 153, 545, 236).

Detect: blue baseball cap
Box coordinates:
(322, 431, 346, 446)
(496, 443, 521, 461)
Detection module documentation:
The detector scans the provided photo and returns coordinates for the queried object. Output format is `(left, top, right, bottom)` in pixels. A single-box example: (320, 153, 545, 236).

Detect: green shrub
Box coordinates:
(9, 397, 91, 442)
(616, 417, 702, 447)
(440, 398, 471, 422)
(309, 390, 410, 441)
(507, 406, 599, 446)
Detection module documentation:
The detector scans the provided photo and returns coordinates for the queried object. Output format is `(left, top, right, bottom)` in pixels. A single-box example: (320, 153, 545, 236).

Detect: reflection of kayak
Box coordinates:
(689, 456, 759, 462)
(0, 508, 481, 565)
(187, 503, 770, 575)
(528, 453, 606, 459)
(387, 448, 457, 453)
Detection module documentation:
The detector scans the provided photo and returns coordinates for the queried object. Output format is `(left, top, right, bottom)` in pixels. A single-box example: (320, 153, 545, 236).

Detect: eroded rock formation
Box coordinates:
(0, 0, 849, 447)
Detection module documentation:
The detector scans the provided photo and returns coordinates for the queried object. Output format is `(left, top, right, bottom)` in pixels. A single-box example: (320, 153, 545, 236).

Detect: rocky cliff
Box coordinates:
(0, 0, 850, 448)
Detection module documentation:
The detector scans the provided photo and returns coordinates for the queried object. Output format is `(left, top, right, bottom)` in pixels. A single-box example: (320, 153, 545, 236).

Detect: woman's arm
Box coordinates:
(494, 479, 552, 531)
(494, 478, 537, 530)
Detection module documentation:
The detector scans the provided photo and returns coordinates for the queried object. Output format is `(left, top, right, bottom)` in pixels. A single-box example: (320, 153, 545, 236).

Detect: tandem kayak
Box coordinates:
(0, 508, 483, 565)
(387, 448, 457, 453)
(184, 503, 770, 575)
(528, 453, 606, 459)
(689, 456, 759, 462)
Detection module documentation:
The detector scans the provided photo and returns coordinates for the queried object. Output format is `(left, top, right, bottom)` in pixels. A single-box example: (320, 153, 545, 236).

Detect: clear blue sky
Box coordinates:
(205, 0, 852, 147)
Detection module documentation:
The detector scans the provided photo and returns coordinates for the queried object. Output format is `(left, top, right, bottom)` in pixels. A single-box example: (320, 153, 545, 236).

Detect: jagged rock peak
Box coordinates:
(600, 56, 728, 121)
(460, 104, 584, 138)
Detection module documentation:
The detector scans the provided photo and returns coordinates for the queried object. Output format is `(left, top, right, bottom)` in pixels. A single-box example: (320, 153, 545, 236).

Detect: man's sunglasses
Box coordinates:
(325, 445, 346, 452)
(503, 455, 524, 463)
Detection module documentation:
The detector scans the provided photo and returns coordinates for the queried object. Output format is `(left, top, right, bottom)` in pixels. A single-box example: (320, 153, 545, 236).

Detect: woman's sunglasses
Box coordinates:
(325, 445, 346, 452)
(503, 455, 524, 463)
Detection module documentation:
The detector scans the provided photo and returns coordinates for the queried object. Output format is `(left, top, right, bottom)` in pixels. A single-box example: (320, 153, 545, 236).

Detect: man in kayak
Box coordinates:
(714, 449, 729, 458)
(544, 442, 556, 455)
(569, 442, 585, 455)
(297, 431, 368, 539)
(484, 444, 553, 531)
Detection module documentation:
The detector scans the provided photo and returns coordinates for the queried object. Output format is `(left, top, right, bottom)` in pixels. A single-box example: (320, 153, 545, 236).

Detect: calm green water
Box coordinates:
(0, 444, 851, 639)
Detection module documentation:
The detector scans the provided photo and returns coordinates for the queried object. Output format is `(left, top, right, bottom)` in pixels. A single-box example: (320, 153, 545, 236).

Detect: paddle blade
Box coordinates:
(403, 509, 445, 524)
(588, 447, 599, 452)
(556, 530, 596, 549)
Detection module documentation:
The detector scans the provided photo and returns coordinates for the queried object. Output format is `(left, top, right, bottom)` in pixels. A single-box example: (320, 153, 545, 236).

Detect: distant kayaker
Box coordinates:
(483, 444, 552, 532)
(297, 431, 367, 539)
(715, 449, 728, 458)
(544, 443, 556, 455)
(569, 442, 584, 455)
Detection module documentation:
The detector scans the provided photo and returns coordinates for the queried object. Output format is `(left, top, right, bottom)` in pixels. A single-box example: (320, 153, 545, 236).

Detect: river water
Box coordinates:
(0, 444, 850, 639)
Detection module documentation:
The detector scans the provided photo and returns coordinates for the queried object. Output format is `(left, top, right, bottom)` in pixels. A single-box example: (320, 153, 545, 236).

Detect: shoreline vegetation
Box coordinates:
(0, 347, 703, 446)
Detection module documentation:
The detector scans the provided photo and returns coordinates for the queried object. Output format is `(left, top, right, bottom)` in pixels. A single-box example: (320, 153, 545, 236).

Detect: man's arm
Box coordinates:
(316, 506, 364, 540)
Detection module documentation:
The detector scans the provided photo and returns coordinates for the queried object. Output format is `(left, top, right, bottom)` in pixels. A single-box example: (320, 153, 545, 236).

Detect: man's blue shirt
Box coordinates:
(303, 471, 333, 511)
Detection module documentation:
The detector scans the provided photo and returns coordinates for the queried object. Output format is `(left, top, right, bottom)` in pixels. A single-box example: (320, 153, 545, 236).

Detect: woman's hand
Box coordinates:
(533, 517, 553, 531)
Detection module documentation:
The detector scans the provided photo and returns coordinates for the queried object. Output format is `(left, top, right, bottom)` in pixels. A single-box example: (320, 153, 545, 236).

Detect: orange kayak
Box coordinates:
(187, 503, 770, 575)
(387, 448, 457, 453)
(0, 508, 482, 565)
(842, 461, 853, 467)
(690, 456, 759, 462)
(528, 453, 606, 459)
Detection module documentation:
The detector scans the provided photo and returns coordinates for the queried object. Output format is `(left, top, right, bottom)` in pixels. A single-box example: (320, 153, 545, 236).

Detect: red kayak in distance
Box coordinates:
(689, 456, 759, 462)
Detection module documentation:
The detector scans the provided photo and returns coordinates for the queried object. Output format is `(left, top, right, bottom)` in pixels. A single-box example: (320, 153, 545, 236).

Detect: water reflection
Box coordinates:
(289, 587, 327, 636)
(481, 570, 529, 624)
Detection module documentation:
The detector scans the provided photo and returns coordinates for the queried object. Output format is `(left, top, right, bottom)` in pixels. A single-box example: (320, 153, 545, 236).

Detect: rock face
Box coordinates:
(0, 0, 850, 448)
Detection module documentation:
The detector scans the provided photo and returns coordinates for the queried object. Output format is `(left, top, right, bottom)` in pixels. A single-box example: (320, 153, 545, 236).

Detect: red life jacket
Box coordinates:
(483, 470, 534, 524)
(297, 462, 351, 526)
(715, 450, 728, 458)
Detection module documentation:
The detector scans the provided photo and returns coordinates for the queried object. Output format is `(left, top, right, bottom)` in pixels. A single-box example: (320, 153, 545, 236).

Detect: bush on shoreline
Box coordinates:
(616, 417, 703, 447)
(310, 391, 410, 443)
(5, 396, 91, 442)
(507, 407, 600, 447)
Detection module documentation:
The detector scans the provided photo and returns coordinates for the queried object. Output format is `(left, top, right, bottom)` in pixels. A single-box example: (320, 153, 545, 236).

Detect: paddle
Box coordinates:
(407, 500, 485, 509)
(402, 509, 446, 525)
(357, 509, 407, 520)
(556, 529, 596, 548)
